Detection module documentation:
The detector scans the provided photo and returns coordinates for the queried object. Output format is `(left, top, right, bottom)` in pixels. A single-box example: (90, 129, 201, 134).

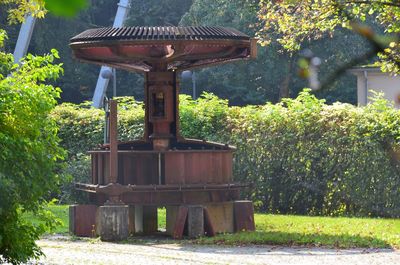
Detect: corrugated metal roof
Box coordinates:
(70, 26, 250, 42)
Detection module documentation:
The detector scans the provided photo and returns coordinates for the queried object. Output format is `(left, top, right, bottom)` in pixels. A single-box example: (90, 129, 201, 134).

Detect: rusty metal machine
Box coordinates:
(69, 26, 257, 240)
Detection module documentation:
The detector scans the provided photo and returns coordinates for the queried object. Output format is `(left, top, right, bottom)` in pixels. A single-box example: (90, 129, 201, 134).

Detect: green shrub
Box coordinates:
(51, 97, 145, 155)
(179, 93, 230, 142)
(52, 90, 400, 218)
(0, 47, 65, 263)
(232, 90, 400, 217)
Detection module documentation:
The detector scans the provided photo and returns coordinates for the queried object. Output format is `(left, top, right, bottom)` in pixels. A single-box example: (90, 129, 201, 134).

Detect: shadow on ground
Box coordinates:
(112, 230, 396, 251)
(195, 231, 394, 249)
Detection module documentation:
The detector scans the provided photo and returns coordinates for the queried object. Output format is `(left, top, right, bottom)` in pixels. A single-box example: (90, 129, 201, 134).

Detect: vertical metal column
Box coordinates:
(192, 71, 197, 100)
(92, 0, 131, 108)
(13, 15, 36, 63)
(363, 70, 369, 105)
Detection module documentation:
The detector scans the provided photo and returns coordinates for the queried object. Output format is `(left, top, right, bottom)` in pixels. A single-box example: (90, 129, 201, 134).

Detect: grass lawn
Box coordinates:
(197, 213, 400, 249)
(25, 205, 69, 234)
(35, 205, 399, 249)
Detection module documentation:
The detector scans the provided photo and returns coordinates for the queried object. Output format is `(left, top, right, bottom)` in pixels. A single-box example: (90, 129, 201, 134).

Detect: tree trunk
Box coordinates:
(279, 56, 293, 100)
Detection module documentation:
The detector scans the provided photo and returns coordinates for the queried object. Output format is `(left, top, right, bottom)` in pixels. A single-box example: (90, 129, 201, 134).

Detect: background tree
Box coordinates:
(180, 0, 378, 103)
(1, 0, 86, 23)
(0, 0, 84, 263)
(2, 0, 379, 105)
(180, 0, 278, 104)
(5, 0, 193, 103)
(36, 0, 191, 102)
(0, 33, 65, 265)
(257, 0, 400, 91)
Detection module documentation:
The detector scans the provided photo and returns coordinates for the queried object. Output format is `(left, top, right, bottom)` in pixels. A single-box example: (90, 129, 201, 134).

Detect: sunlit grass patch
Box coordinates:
(197, 213, 400, 249)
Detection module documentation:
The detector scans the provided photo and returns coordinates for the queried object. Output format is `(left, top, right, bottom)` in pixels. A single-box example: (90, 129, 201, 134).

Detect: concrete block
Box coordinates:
(188, 205, 204, 238)
(98, 205, 129, 241)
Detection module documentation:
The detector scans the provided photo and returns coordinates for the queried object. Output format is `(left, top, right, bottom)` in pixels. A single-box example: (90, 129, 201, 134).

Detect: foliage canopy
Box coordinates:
(0, 31, 65, 263)
(1, 0, 87, 24)
(0, 0, 373, 104)
(0, 0, 70, 263)
(257, 0, 400, 74)
(180, 0, 376, 103)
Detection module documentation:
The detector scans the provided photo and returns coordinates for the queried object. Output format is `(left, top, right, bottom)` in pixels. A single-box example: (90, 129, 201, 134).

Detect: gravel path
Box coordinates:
(33, 237, 399, 265)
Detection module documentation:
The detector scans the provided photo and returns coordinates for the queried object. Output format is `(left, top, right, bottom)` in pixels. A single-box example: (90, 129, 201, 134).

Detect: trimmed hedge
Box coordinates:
(52, 90, 400, 217)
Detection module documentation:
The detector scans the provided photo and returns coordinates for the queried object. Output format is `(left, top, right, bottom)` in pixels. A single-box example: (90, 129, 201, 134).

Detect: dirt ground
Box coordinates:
(29, 236, 400, 265)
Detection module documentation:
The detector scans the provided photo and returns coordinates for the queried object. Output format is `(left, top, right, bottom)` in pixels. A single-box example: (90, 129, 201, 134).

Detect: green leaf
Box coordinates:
(45, 0, 88, 17)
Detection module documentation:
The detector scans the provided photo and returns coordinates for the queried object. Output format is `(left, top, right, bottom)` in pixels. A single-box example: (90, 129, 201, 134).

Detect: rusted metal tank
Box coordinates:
(90, 143, 233, 185)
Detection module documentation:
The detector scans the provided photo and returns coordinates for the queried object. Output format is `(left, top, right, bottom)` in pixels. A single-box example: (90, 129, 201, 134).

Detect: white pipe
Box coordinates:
(13, 15, 36, 63)
(192, 71, 196, 99)
(363, 70, 368, 105)
(113, 0, 130, 28)
(92, 0, 131, 108)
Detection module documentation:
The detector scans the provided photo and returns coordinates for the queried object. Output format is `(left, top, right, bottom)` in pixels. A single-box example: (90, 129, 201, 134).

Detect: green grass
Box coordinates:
(24, 205, 69, 234)
(197, 213, 400, 249)
(31, 205, 400, 249)
(158, 207, 166, 230)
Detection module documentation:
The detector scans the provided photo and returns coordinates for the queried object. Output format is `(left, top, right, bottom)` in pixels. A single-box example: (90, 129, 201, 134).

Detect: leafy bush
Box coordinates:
(51, 97, 145, 156)
(179, 93, 230, 142)
(231, 90, 400, 217)
(53, 90, 400, 218)
(0, 44, 65, 263)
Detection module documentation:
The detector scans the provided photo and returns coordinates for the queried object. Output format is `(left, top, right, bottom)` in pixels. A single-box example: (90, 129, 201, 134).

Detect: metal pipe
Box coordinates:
(192, 71, 197, 99)
(76, 182, 247, 191)
(158, 153, 162, 184)
(363, 70, 369, 105)
(103, 99, 109, 144)
(13, 15, 36, 63)
(92, 0, 131, 108)
(113, 68, 117, 98)
(114, 0, 130, 27)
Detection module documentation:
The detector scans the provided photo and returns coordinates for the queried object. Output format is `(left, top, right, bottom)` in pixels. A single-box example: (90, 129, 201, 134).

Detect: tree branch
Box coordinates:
(318, 1, 400, 91)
